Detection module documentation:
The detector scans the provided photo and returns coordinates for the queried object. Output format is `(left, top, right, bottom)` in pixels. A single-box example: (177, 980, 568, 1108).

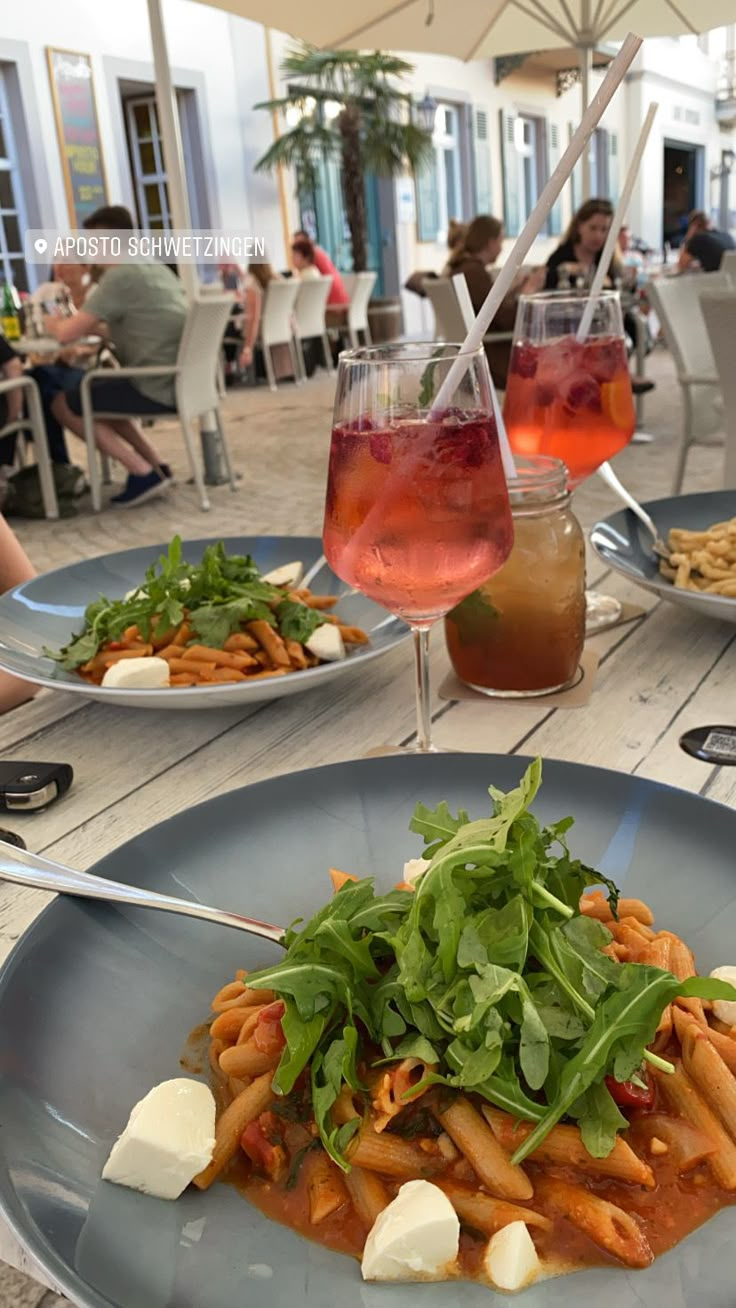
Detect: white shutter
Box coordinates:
(568, 121, 581, 213)
(500, 109, 521, 236)
(547, 122, 562, 235)
(608, 131, 620, 203)
(472, 107, 493, 214)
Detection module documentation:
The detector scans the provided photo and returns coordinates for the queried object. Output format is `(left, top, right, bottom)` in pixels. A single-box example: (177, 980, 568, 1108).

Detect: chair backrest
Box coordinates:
(422, 278, 467, 341)
(700, 290, 736, 487)
(721, 249, 736, 278)
(175, 294, 234, 417)
(260, 279, 299, 347)
(293, 276, 332, 337)
(347, 271, 377, 331)
(341, 272, 357, 300)
(646, 272, 731, 382)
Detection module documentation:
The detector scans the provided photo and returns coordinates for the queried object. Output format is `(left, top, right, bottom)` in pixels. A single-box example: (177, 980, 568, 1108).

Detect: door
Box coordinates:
(663, 141, 704, 247)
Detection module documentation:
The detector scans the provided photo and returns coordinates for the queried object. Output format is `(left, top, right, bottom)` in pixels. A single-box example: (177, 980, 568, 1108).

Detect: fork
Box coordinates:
(0, 841, 285, 943)
(596, 462, 670, 562)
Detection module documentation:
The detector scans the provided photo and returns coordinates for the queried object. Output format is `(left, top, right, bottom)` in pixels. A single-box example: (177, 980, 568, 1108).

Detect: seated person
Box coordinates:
(0, 337, 23, 469)
(292, 231, 350, 330)
(291, 237, 322, 280)
(678, 209, 735, 273)
(0, 514, 37, 713)
(444, 215, 544, 389)
(545, 199, 619, 290)
(42, 205, 183, 508)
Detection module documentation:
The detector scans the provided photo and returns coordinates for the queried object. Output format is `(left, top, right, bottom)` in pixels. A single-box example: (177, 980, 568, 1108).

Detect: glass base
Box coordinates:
(463, 671, 579, 700)
(585, 590, 623, 635)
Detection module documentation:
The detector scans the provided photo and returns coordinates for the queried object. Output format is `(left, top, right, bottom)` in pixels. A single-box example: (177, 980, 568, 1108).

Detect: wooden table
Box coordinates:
(0, 557, 734, 1292)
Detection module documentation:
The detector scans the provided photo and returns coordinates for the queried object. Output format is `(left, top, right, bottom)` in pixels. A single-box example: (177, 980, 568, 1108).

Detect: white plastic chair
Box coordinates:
(293, 276, 333, 377)
(647, 273, 730, 493)
(259, 280, 300, 390)
(720, 249, 736, 278)
(346, 271, 376, 349)
(700, 290, 736, 488)
(423, 278, 467, 340)
(0, 375, 58, 519)
(424, 276, 514, 351)
(80, 294, 236, 513)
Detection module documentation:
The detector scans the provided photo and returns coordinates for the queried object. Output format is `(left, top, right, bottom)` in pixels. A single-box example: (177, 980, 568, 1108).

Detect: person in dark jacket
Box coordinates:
(678, 210, 735, 272)
(444, 215, 544, 388)
(545, 198, 620, 290)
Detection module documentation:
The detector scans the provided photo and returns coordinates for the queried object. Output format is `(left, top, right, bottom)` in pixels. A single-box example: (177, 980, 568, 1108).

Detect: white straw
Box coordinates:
(576, 101, 659, 341)
(432, 31, 643, 413)
(452, 272, 517, 481)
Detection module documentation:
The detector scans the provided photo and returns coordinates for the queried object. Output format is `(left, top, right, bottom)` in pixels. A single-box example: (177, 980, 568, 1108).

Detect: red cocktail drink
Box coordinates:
(504, 334, 635, 487)
(323, 413, 513, 625)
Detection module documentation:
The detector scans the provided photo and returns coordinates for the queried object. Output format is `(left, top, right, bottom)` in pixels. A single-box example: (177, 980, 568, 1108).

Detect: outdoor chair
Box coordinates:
(647, 272, 731, 494)
(80, 294, 236, 513)
(700, 290, 736, 488)
(259, 280, 301, 390)
(0, 374, 58, 519)
(292, 276, 334, 378)
(720, 249, 736, 278)
(345, 271, 376, 349)
(423, 276, 514, 354)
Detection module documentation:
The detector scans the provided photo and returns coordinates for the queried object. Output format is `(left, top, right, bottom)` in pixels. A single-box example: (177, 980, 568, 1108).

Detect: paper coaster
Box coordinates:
(438, 646, 601, 710)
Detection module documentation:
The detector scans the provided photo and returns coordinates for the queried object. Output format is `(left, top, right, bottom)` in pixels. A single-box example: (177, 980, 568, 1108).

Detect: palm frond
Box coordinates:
(361, 119, 434, 176)
(254, 121, 341, 194)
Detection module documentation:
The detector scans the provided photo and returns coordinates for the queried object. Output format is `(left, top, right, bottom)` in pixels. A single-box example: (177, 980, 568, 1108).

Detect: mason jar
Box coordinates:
(444, 455, 585, 696)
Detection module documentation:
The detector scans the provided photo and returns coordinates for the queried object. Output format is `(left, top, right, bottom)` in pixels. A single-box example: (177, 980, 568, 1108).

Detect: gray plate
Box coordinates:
(591, 490, 736, 623)
(0, 537, 408, 708)
(0, 753, 734, 1307)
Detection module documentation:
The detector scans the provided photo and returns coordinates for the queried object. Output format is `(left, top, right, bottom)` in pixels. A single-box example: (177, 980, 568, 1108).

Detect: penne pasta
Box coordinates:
(193, 1073, 273, 1189)
(348, 1129, 444, 1179)
(534, 1176, 653, 1268)
(481, 1107, 654, 1189)
(344, 1166, 390, 1227)
(438, 1181, 552, 1235)
(437, 1097, 533, 1202)
(305, 1150, 349, 1224)
(682, 1023, 736, 1143)
(219, 1040, 280, 1079)
(655, 1063, 736, 1190)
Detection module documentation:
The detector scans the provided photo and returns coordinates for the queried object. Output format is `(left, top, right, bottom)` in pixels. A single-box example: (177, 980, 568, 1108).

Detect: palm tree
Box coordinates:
(254, 46, 434, 273)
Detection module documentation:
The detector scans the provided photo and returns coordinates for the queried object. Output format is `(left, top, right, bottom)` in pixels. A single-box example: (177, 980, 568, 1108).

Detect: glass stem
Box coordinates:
(412, 626, 433, 753)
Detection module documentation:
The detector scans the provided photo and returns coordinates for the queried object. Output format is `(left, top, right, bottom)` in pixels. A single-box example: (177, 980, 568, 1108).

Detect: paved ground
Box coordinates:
(0, 342, 728, 1307)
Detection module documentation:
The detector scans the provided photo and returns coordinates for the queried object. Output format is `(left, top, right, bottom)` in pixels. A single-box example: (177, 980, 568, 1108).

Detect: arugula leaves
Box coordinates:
(243, 759, 736, 1170)
(48, 537, 333, 667)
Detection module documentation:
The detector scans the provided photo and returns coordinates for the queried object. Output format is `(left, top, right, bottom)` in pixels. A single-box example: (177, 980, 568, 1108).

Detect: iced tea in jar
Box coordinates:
(444, 455, 585, 696)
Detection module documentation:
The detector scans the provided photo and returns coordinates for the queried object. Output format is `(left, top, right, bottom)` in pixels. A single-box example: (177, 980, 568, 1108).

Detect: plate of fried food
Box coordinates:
(1, 752, 736, 1308)
(591, 490, 736, 623)
(0, 535, 408, 708)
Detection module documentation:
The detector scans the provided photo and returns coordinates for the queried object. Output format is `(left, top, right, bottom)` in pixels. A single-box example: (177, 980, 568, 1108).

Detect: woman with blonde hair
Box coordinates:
(444, 215, 544, 388)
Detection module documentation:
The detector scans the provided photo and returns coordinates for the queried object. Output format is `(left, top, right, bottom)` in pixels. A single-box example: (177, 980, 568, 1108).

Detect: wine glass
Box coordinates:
(502, 290, 636, 631)
(322, 343, 514, 752)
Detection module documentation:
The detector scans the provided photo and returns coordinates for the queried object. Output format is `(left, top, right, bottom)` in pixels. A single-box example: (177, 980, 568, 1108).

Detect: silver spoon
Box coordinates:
(596, 461, 670, 561)
(0, 841, 284, 944)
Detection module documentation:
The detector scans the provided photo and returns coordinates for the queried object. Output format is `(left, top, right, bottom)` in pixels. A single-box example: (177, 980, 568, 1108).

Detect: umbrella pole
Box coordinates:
(580, 43, 593, 199)
(147, 0, 229, 486)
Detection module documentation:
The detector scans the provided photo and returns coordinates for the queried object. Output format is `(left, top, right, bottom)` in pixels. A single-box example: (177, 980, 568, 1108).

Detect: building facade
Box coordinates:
(1, 1, 735, 336)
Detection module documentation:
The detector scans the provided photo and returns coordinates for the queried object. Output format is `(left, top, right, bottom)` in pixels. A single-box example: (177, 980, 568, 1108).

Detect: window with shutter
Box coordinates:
(500, 109, 521, 235)
(415, 160, 440, 242)
(473, 107, 493, 214)
(547, 121, 562, 235)
(608, 131, 619, 203)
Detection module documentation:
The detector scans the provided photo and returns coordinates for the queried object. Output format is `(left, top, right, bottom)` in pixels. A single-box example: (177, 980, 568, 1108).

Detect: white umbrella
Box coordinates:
(188, 0, 733, 196)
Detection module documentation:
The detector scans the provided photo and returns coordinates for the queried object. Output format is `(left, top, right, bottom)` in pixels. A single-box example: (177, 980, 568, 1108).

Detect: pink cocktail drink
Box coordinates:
(323, 413, 514, 624)
(504, 334, 635, 487)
